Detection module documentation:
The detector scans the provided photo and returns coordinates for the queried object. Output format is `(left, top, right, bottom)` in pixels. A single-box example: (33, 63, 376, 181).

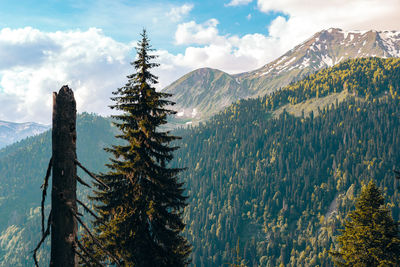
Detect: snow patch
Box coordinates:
(336, 56, 344, 65)
(321, 54, 333, 67)
(261, 69, 273, 76)
(274, 56, 288, 66)
(378, 31, 400, 57)
(300, 57, 310, 69)
(191, 108, 198, 117)
(283, 56, 296, 67)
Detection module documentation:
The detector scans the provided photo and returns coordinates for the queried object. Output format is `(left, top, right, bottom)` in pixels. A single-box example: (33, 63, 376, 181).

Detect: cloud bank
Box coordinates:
(0, 27, 133, 123)
(0, 25, 284, 124)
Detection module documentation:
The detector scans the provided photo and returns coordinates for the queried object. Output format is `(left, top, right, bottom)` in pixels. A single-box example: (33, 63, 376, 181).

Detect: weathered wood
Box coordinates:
(33, 210, 52, 267)
(50, 85, 78, 267)
(41, 157, 52, 235)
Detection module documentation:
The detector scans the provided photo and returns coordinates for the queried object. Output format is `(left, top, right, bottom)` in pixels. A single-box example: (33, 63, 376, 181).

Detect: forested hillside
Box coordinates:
(0, 113, 116, 266)
(0, 58, 399, 266)
(173, 58, 400, 266)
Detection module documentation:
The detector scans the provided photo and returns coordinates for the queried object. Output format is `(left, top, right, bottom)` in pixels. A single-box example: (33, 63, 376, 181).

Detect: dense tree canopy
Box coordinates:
(0, 58, 399, 266)
(331, 180, 400, 266)
(172, 58, 400, 266)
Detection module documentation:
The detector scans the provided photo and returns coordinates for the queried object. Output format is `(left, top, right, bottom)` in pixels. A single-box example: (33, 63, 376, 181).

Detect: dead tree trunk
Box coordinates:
(50, 85, 78, 267)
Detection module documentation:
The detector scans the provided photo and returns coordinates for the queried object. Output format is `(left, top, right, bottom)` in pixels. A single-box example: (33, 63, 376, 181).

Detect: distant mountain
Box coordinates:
(164, 68, 245, 122)
(0, 120, 50, 148)
(164, 28, 400, 123)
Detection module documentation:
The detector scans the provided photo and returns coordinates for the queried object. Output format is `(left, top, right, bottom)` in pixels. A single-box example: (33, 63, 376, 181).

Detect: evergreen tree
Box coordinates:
(330, 180, 400, 266)
(85, 30, 191, 266)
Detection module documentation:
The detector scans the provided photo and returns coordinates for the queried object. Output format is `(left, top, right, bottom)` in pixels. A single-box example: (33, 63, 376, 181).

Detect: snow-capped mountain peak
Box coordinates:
(164, 28, 400, 124)
(251, 28, 400, 79)
(0, 120, 50, 148)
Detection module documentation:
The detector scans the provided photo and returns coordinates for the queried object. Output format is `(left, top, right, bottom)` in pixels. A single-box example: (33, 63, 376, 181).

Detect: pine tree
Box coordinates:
(330, 180, 400, 266)
(84, 30, 191, 266)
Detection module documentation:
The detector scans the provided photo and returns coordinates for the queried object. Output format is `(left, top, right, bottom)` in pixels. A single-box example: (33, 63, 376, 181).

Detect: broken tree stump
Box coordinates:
(50, 85, 78, 267)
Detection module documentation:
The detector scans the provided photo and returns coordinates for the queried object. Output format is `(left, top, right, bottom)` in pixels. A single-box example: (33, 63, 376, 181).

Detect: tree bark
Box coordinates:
(50, 85, 78, 267)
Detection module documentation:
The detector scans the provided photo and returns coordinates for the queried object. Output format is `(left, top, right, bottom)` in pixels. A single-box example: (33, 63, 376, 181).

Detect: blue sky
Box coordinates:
(0, 0, 398, 123)
(0, 0, 284, 52)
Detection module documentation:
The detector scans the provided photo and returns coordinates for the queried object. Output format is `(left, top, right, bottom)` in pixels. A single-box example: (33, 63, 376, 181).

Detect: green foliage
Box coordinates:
(1, 57, 400, 266)
(226, 239, 247, 267)
(172, 57, 400, 266)
(264, 57, 400, 111)
(84, 30, 191, 266)
(0, 113, 115, 266)
(330, 180, 400, 266)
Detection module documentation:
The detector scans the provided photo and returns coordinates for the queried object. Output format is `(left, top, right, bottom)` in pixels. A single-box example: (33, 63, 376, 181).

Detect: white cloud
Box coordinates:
(246, 14, 252, 20)
(257, 0, 400, 51)
(158, 19, 285, 77)
(1, 25, 269, 124)
(0, 27, 133, 124)
(0, 25, 282, 124)
(160, 0, 400, 91)
(167, 3, 194, 22)
(175, 19, 221, 45)
(2, 1, 400, 124)
(225, 0, 253, 7)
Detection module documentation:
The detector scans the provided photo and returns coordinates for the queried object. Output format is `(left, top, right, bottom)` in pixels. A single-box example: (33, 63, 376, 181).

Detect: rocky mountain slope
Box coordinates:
(164, 68, 244, 124)
(164, 28, 400, 122)
(0, 121, 50, 148)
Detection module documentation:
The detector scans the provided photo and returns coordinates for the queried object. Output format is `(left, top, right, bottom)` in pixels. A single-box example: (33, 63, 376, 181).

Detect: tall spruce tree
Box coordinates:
(330, 180, 400, 266)
(84, 30, 191, 266)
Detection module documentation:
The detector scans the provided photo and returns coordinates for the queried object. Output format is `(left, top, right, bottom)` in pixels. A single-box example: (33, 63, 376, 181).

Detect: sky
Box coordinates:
(0, 0, 399, 124)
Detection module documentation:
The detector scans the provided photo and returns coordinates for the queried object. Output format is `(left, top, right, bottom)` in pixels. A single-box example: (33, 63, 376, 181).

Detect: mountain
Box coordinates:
(1, 57, 399, 266)
(164, 68, 244, 122)
(164, 28, 400, 123)
(172, 57, 400, 266)
(0, 120, 50, 148)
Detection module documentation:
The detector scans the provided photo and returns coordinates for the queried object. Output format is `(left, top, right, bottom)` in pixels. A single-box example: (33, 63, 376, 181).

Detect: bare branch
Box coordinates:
(33, 210, 52, 267)
(74, 247, 93, 266)
(76, 175, 91, 188)
(75, 160, 109, 189)
(76, 199, 107, 227)
(41, 157, 52, 235)
(76, 210, 84, 217)
(75, 238, 104, 267)
(68, 205, 121, 266)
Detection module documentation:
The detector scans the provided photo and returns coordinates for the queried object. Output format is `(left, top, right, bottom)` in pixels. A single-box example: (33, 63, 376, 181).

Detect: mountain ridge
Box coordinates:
(164, 28, 400, 123)
(0, 120, 50, 149)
